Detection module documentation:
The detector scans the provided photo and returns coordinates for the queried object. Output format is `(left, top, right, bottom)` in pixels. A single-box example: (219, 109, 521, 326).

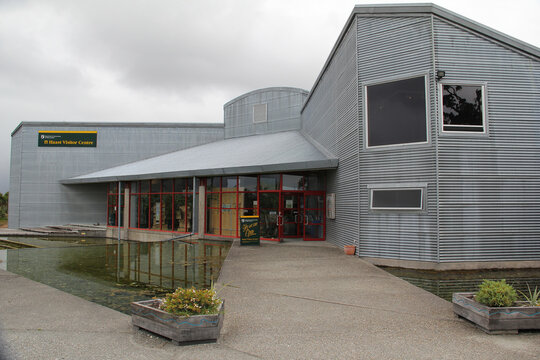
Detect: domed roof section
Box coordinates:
(223, 87, 309, 139)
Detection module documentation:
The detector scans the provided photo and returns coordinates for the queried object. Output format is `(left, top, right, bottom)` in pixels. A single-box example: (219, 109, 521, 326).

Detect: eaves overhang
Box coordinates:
(61, 131, 338, 184)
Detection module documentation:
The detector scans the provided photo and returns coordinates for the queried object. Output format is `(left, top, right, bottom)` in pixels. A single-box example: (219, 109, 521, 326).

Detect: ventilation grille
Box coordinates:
(253, 104, 267, 123)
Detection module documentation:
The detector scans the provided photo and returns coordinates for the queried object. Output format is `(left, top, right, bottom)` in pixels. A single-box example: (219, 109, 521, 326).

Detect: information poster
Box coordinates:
(240, 216, 260, 246)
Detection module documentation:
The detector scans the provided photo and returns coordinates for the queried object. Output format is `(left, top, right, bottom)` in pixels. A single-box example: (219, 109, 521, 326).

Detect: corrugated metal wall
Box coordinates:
(7, 131, 22, 228)
(433, 17, 540, 262)
(9, 124, 224, 228)
(302, 20, 359, 249)
(357, 16, 438, 262)
(224, 87, 307, 139)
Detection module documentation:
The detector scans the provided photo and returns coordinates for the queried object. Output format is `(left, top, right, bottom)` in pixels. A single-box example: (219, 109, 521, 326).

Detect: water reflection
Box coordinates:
(381, 267, 540, 302)
(3, 238, 231, 314)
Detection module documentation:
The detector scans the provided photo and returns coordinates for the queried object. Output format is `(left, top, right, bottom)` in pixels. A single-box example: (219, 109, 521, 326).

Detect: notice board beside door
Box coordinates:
(240, 216, 260, 246)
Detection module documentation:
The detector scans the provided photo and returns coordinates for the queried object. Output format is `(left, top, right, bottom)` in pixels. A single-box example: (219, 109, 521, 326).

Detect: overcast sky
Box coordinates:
(1, 0, 539, 194)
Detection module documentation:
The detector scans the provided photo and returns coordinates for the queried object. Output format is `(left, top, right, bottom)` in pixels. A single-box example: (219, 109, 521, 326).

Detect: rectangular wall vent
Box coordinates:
(253, 104, 267, 123)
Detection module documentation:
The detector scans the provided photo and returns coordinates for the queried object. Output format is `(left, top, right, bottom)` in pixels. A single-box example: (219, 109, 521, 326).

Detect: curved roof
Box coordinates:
(62, 130, 338, 184)
(224, 87, 308, 108)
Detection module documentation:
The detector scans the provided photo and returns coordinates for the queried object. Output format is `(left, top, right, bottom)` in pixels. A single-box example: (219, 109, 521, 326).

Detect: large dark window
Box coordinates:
(124, 178, 194, 232)
(371, 188, 423, 210)
(442, 84, 485, 132)
(366, 76, 427, 147)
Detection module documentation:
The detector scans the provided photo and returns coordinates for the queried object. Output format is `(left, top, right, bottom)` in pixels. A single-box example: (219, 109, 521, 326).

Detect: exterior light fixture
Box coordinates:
(436, 70, 446, 80)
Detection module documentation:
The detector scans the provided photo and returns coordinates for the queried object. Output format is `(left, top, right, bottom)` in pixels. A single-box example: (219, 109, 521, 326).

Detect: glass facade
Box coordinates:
(107, 182, 125, 227)
(204, 172, 325, 240)
(116, 178, 196, 233)
(107, 173, 325, 240)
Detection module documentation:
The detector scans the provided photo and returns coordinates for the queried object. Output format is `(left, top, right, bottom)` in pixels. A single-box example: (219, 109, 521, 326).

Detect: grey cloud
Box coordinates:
(43, 0, 322, 92)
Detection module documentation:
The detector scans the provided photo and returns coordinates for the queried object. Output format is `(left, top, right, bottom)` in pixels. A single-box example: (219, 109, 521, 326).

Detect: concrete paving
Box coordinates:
(1, 240, 539, 359)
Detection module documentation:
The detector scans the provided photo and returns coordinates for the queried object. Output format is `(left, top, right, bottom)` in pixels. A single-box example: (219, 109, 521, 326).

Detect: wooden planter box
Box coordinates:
(131, 299, 224, 345)
(452, 293, 540, 334)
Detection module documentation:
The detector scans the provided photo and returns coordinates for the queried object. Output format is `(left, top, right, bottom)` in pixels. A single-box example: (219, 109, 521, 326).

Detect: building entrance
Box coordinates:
(203, 174, 326, 241)
(279, 191, 325, 241)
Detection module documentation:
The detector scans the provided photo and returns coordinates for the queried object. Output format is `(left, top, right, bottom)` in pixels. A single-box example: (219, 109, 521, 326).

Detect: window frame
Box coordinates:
(368, 183, 426, 211)
(439, 82, 488, 135)
(364, 73, 430, 149)
(127, 178, 195, 233)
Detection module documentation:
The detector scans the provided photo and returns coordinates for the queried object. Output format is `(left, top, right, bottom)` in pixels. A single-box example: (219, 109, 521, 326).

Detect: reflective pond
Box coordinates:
(380, 266, 540, 302)
(0, 237, 231, 314)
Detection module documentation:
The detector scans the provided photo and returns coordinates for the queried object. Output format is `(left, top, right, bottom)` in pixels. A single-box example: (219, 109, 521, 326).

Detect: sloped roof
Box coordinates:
(62, 131, 338, 184)
(303, 3, 540, 111)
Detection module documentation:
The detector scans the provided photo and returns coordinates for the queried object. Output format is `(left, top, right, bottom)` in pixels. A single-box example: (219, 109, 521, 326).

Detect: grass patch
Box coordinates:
(0, 219, 7, 228)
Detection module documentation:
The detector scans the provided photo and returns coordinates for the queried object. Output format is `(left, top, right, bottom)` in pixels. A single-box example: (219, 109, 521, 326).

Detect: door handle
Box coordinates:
(304, 214, 308, 226)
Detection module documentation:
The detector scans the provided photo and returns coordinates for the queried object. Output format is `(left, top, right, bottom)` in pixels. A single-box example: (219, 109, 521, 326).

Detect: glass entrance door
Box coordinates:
(303, 192, 325, 241)
(278, 192, 325, 241)
(280, 192, 304, 239)
(259, 192, 279, 241)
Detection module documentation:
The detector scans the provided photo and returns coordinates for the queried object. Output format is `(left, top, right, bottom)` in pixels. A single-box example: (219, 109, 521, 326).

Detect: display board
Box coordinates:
(240, 216, 260, 246)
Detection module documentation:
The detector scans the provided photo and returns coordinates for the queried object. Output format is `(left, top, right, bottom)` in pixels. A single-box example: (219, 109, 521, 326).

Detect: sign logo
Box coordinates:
(38, 131, 97, 147)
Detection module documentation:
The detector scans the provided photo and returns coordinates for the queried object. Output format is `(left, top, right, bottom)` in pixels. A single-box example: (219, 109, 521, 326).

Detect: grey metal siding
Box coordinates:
(302, 20, 359, 249)
(434, 17, 540, 262)
(10, 124, 224, 228)
(224, 88, 308, 139)
(357, 16, 438, 261)
(7, 130, 22, 228)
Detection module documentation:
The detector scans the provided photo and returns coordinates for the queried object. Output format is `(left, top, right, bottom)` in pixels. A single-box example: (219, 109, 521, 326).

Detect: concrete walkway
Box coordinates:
(1, 240, 539, 359)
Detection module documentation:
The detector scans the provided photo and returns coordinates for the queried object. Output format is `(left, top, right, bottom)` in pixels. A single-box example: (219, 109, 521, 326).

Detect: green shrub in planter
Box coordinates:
(475, 279, 517, 307)
(159, 286, 222, 317)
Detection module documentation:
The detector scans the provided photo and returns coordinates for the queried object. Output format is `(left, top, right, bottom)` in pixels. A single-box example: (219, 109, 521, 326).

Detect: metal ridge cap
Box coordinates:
(302, 3, 539, 113)
(429, 4, 540, 59)
(352, 3, 540, 58)
(12, 121, 224, 133)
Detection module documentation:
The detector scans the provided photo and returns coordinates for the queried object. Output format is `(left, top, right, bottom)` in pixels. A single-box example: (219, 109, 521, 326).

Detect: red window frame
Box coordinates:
(107, 182, 125, 227)
(124, 178, 196, 234)
(203, 173, 326, 241)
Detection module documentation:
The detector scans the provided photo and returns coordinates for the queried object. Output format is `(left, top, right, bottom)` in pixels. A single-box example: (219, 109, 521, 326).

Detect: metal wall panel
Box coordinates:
(302, 20, 359, 248)
(224, 87, 308, 139)
(7, 129, 22, 228)
(434, 17, 540, 262)
(357, 15, 438, 262)
(9, 124, 224, 228)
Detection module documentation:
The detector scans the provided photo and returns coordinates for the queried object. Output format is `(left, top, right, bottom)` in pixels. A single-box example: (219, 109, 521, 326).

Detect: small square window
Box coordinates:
(370, 188, 423, 210)
(441, 84, 485, 133)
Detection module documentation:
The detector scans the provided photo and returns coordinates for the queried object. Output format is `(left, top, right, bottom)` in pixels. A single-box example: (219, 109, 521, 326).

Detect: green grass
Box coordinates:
(0, 218, 8, 228)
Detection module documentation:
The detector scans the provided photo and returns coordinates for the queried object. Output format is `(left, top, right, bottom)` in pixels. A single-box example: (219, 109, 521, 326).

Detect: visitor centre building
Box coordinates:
(9, 4, 540, 270)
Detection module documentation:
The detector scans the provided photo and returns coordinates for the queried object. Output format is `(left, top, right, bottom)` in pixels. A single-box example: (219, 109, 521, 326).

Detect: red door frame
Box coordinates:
(303, 191, 326, 241)
(202, 174, 326, 242)
(279, 192, 304, 240)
